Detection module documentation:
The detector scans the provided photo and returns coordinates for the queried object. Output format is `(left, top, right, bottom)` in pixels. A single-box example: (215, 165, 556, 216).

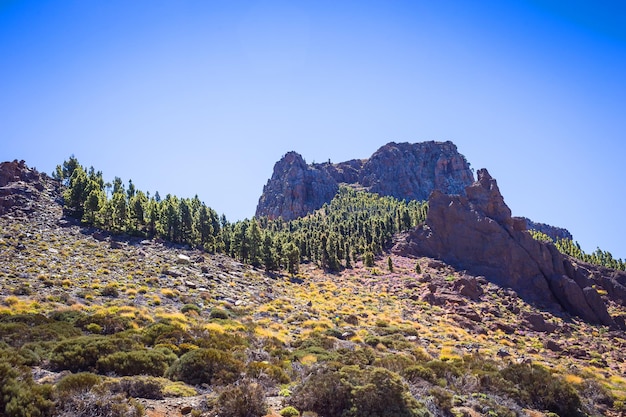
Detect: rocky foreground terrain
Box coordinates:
(1, 159, 626, 417)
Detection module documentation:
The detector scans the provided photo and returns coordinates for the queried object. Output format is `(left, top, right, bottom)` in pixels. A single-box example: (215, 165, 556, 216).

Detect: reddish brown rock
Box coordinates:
(392, 168, 620, 328)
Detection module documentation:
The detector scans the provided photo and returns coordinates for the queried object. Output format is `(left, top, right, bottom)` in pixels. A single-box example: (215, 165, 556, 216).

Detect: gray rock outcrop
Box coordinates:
(256, 141, 475, 220)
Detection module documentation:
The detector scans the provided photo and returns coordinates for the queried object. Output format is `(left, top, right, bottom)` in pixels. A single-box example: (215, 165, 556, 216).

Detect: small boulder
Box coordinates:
(523, 312, 556, 333)
(453, 276, 483, 301)
(176, 254, 191, 264)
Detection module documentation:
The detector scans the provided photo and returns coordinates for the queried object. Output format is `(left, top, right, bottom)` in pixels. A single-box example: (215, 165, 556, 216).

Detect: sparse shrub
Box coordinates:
(166, 348, 243, 385)
(85, 323, 103, 334)
(291, 365, 428, 417)
(181, 303, 202, 314)
(75, 312, 132, 334)
(403, 365, 437, 384)
(429, 386, 453, 412)
(49, 334, 139, 372)
(56, 372, 102, 397)
(0, 353, 55, 417)
(97, 349, 175, 377)
(364, 251, 375, 267)
(246, 361, 290, 384)
(500, 363, 585, 417)
(100, 283, 119, 297)
(105, 376, 164, 399)
(280, 406, 300, 417)
(55, 390, 143, 417)
(216, 379, 267, 417)
(210, 308, 230, 319)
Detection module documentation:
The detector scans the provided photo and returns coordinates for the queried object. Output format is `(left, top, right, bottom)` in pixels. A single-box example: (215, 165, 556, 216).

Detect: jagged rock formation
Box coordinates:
(392, 168, 626, 328)
(255, 152, 339, 221)
(0, 160, 58, 217)
(256, 141, 474, 220)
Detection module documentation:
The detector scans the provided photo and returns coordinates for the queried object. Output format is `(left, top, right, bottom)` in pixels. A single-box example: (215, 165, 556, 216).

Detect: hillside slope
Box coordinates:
(1, 160, 626, 417)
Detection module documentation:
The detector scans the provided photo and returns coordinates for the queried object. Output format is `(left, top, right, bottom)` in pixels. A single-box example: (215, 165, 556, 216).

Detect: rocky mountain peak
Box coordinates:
(256, 141, 475, 220)
(393, 169, 626, 328)
(254, 152, 338, 221)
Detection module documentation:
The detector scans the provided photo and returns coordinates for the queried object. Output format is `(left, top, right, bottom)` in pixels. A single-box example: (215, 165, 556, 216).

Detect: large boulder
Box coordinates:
(393, 168, 619, 327)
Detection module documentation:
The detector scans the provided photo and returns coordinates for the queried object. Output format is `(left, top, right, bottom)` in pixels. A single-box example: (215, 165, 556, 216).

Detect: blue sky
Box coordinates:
(1, 1, 625, 259)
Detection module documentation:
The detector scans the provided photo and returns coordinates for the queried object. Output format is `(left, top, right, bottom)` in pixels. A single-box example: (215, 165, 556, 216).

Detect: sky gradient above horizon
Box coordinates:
(1, 1, 625, 259)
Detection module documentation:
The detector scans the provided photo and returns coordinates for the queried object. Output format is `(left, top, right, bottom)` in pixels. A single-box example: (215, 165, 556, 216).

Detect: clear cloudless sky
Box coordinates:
(1, 0, 625, 259)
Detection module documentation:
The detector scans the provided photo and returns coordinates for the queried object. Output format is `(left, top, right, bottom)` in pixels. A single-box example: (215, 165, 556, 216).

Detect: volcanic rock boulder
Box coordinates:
(393, 168, 623, 327)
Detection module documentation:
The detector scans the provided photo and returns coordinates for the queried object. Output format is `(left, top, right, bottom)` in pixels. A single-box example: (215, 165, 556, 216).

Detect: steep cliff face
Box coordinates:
(360, 141, 474, 201)
(254, 152, 338, 221)
(392, 169, 626, 328)
(256, 141, 475, 220)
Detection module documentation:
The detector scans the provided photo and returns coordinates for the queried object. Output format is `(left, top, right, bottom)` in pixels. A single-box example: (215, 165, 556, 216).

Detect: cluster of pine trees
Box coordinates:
(54, 157, 427, 274)
(56, 157, 624, 273)
(529, 230, 625, 271)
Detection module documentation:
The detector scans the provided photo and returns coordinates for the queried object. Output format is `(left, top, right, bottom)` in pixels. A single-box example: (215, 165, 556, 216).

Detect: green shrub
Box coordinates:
(100, 283, 119, 297)
(280, 406, 300, 417)
(374, 353, 417, 374)
(166, 348, 243, 385)
(500, 363, 584, 417)
(97, 349, 176, 377)
(403, 365, 437, 384)
(0, 357, 55, 417)
(0, 321, 81, 348)
(75, 312, 132, 335)
(142, 321, 191, 346)
(210, 308, 230, 319)
(246, 361, 290, 384)
(291, 365, 428, 417)
(181, 304, 202, 314)
(217, 379, 267, 417)
(104, 376, 164, 400)
(56, 372, 102, 396)
(429, 386, 453, 412)
(49, 334, 140, 372)
(290, 367, 352, 417)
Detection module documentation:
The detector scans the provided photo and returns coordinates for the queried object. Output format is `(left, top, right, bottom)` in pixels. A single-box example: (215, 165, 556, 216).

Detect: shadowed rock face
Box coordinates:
(392, 168, 626, 328)
(0, 160, 55, 216)
(254, 152, 339, 221)
(256, 141, 474, 220)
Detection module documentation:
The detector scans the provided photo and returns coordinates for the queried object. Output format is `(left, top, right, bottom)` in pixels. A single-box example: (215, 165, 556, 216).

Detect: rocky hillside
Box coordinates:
(255, 141, 474, 220)
(1, 159, 626, 417)
(392, 169, 626, 330)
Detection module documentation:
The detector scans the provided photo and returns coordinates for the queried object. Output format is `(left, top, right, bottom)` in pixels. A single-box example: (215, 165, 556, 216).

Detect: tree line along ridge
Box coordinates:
(55, 156, 625, 272)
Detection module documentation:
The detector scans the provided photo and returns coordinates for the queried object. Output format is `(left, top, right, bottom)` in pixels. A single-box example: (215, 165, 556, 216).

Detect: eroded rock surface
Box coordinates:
(256, 141, 474, 220)
(0, 160, 59, 217)
(393, 168, 626, 328)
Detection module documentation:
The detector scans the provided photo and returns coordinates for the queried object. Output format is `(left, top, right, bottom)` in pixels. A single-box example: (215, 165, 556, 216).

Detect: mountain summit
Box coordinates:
(255, 141, 474, 220)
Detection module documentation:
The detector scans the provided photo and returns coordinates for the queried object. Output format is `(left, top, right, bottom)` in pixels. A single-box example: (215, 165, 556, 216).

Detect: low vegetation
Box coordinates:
(0, 157, 623, 415)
